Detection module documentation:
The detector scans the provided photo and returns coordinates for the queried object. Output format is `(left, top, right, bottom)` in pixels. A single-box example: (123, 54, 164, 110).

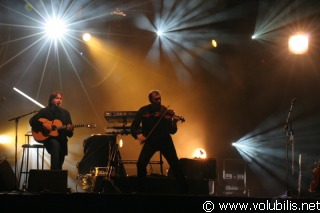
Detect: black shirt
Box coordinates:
(130, 104, 177, 142)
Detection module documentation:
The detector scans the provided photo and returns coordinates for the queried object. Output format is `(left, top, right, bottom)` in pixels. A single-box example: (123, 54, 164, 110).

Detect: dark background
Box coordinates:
(1, 0, 320, 197)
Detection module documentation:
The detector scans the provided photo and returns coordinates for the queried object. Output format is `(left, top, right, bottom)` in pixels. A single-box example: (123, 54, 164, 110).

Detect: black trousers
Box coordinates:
(136, 139, 188, 193)
(44, 138, 65, 170)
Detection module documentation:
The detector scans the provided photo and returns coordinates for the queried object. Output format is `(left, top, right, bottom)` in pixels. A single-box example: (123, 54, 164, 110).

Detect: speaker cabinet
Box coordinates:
(28, 170, 68, 193)
(168, 158, 217, 180)
(0, 160, 17, 191)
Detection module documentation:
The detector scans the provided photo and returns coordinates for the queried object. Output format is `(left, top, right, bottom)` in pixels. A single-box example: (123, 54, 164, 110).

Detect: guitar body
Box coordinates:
(32, 118, 96, 142)
(32, 118, 63, 142)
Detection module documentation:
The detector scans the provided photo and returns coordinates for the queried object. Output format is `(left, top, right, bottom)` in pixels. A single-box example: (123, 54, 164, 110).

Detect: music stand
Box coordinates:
(8, 110, 38, 178)
(91, 136, 126, 193)
(104, 139, 123, 193)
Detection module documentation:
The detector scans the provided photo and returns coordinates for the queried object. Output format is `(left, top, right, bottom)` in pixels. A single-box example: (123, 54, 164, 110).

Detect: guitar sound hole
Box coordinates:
(41, 127, 50, 136)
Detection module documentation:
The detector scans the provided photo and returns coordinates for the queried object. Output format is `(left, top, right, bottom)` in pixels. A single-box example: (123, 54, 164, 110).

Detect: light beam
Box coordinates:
(13, 87, 45, 108)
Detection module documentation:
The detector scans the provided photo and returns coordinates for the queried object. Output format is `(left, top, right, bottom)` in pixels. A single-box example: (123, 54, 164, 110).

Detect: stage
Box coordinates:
(1, 191, 320, 212)
(1, 174, 320, 212)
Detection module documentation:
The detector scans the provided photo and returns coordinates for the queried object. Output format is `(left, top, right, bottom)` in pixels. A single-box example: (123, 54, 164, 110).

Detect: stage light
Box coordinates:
(83, 33, 91, 42)
(119, 139, 123, 148)
(13, 87, 45, 108)
(44, 18, 67, 40)
(0, 135, 10, 144)
(193, 148, 206, 159)
(211, 39, 217, 48)
(156, 30, 164, 37)
(288, 33, 308, 54)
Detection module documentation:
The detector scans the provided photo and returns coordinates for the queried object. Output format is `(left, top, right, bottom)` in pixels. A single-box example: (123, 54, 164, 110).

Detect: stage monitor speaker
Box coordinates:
(168, 158, 216, 180)
(0, 160, 17, 191)
(28, 169, 68, 193)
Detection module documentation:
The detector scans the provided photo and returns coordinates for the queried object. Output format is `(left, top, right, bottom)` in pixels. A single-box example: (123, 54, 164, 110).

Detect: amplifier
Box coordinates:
(168, 158, 216, 180)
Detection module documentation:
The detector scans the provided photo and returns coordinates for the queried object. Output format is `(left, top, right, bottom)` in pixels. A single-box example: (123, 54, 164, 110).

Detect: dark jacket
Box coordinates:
(29, 106, 73, 155)
(130, 104, 177, 143)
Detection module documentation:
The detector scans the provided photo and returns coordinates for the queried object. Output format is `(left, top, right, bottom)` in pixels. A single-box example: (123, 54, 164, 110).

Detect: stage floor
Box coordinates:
(2, 173, 320, 212)
(1, 191, 320, 212)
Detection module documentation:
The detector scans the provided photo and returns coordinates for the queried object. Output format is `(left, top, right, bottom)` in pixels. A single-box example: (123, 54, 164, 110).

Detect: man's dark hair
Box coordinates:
(48, 90, 62, 106)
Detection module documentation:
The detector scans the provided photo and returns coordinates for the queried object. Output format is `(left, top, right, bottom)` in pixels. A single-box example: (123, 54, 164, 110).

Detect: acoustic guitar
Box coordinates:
(32, 118, 96, 142)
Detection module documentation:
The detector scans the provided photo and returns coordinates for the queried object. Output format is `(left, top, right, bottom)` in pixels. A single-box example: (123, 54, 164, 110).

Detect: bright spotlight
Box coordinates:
(193, 148, 206, 159)
(0, 135, 10, 144)
(82, 33, 91, 42)
(288, 33, 308, 54)
(156, 30, 164, 36)
(119, 138, 123, 148)
(211, 39, 217, 48)
(232, 142, 246, 148)
(45, 18, 67, 39)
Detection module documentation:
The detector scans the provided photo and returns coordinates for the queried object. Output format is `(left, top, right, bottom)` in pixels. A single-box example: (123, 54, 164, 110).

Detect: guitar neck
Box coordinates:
(57, 123, 96, 130)
(57, 124, 85, 130)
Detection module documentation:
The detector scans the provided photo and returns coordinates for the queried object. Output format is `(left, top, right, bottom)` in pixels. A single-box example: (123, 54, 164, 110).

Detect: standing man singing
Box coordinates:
(29, 90, 74, 170)
(130, 89, 188, 194)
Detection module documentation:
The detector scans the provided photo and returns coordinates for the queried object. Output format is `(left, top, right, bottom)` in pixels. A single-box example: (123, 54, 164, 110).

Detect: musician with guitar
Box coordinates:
(130, 90, 188, 194)
(29, 91, 74, 170)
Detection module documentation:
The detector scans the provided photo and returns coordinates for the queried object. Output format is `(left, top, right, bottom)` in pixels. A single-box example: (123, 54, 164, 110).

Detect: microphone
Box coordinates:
(291, 98, 296, 103)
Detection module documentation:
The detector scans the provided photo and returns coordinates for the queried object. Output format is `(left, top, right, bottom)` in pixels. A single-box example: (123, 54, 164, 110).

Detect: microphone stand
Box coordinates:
(8, 110, 38, 179)
(283, 98, 296, 198)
